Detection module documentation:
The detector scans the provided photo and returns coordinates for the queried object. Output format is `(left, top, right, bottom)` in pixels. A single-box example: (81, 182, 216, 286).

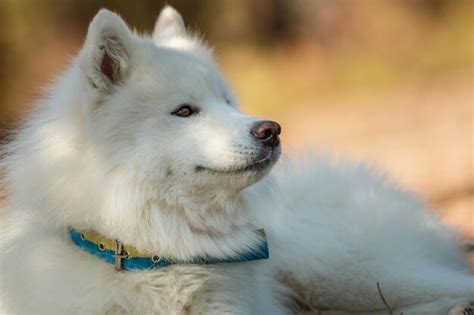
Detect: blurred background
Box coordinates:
(0, 1, 472, 243)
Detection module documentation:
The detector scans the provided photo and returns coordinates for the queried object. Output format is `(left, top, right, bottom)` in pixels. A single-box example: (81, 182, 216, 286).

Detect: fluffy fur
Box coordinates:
(1, 6, 472, 315)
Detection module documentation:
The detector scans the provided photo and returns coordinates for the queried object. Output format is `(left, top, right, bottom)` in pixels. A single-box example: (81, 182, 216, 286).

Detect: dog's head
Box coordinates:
(79, 7, 281, 195)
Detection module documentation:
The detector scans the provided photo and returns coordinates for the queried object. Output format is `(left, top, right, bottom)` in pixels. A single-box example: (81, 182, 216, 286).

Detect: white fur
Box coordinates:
(1, 6, 472, 315)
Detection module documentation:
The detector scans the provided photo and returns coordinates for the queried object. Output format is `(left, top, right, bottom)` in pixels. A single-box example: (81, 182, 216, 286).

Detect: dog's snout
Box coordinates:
(250, 120, 281, 147)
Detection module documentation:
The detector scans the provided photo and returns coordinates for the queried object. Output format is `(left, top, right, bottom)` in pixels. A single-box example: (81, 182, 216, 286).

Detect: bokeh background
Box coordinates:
(1, 1, 472, 244)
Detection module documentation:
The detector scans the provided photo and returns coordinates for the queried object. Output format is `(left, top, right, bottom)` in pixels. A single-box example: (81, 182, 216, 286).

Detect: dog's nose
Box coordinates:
(250, 120, 281, 147)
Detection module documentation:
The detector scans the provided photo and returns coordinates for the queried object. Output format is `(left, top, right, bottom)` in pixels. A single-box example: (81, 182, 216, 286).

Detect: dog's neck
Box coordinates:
(145, 191, 260, 260)
(64, 171, 260, 261)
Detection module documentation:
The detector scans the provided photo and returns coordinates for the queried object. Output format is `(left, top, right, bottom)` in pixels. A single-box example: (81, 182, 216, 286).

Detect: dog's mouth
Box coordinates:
(195, 148, 280, 175)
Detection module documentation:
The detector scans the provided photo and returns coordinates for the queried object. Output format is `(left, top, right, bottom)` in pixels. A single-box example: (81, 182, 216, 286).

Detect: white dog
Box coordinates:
(1, 6, 472, 315)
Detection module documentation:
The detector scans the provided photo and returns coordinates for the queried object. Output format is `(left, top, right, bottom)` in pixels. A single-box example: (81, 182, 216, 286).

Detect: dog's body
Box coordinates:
(1, 7, 472, 315)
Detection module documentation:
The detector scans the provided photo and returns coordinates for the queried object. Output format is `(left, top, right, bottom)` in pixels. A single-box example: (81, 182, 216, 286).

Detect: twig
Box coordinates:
(376, 282, 393, 315)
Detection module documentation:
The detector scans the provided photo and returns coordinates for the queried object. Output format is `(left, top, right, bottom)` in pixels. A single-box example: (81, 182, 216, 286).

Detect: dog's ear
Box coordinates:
(81, 9, 133, 94)
(153, 5, 187, 43)
(152, 6, 210, 55)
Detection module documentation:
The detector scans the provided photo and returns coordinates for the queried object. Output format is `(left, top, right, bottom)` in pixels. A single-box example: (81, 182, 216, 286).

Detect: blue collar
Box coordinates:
(69, 228, 269, 271)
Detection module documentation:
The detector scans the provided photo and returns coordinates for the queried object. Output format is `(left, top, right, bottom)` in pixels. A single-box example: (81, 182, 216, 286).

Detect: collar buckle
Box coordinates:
(114, 240, 128, 271)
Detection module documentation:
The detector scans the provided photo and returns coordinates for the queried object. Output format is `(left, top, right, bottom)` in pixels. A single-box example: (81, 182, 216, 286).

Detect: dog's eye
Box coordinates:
(172, 105, 196, 118)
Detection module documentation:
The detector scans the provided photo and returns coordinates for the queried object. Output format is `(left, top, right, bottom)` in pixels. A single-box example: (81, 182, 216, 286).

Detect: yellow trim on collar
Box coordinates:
(78, 230, 152, 258)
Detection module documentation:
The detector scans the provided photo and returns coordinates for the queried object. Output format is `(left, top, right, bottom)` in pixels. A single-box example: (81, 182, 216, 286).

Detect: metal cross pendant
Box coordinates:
(114, 240, 128, 271)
